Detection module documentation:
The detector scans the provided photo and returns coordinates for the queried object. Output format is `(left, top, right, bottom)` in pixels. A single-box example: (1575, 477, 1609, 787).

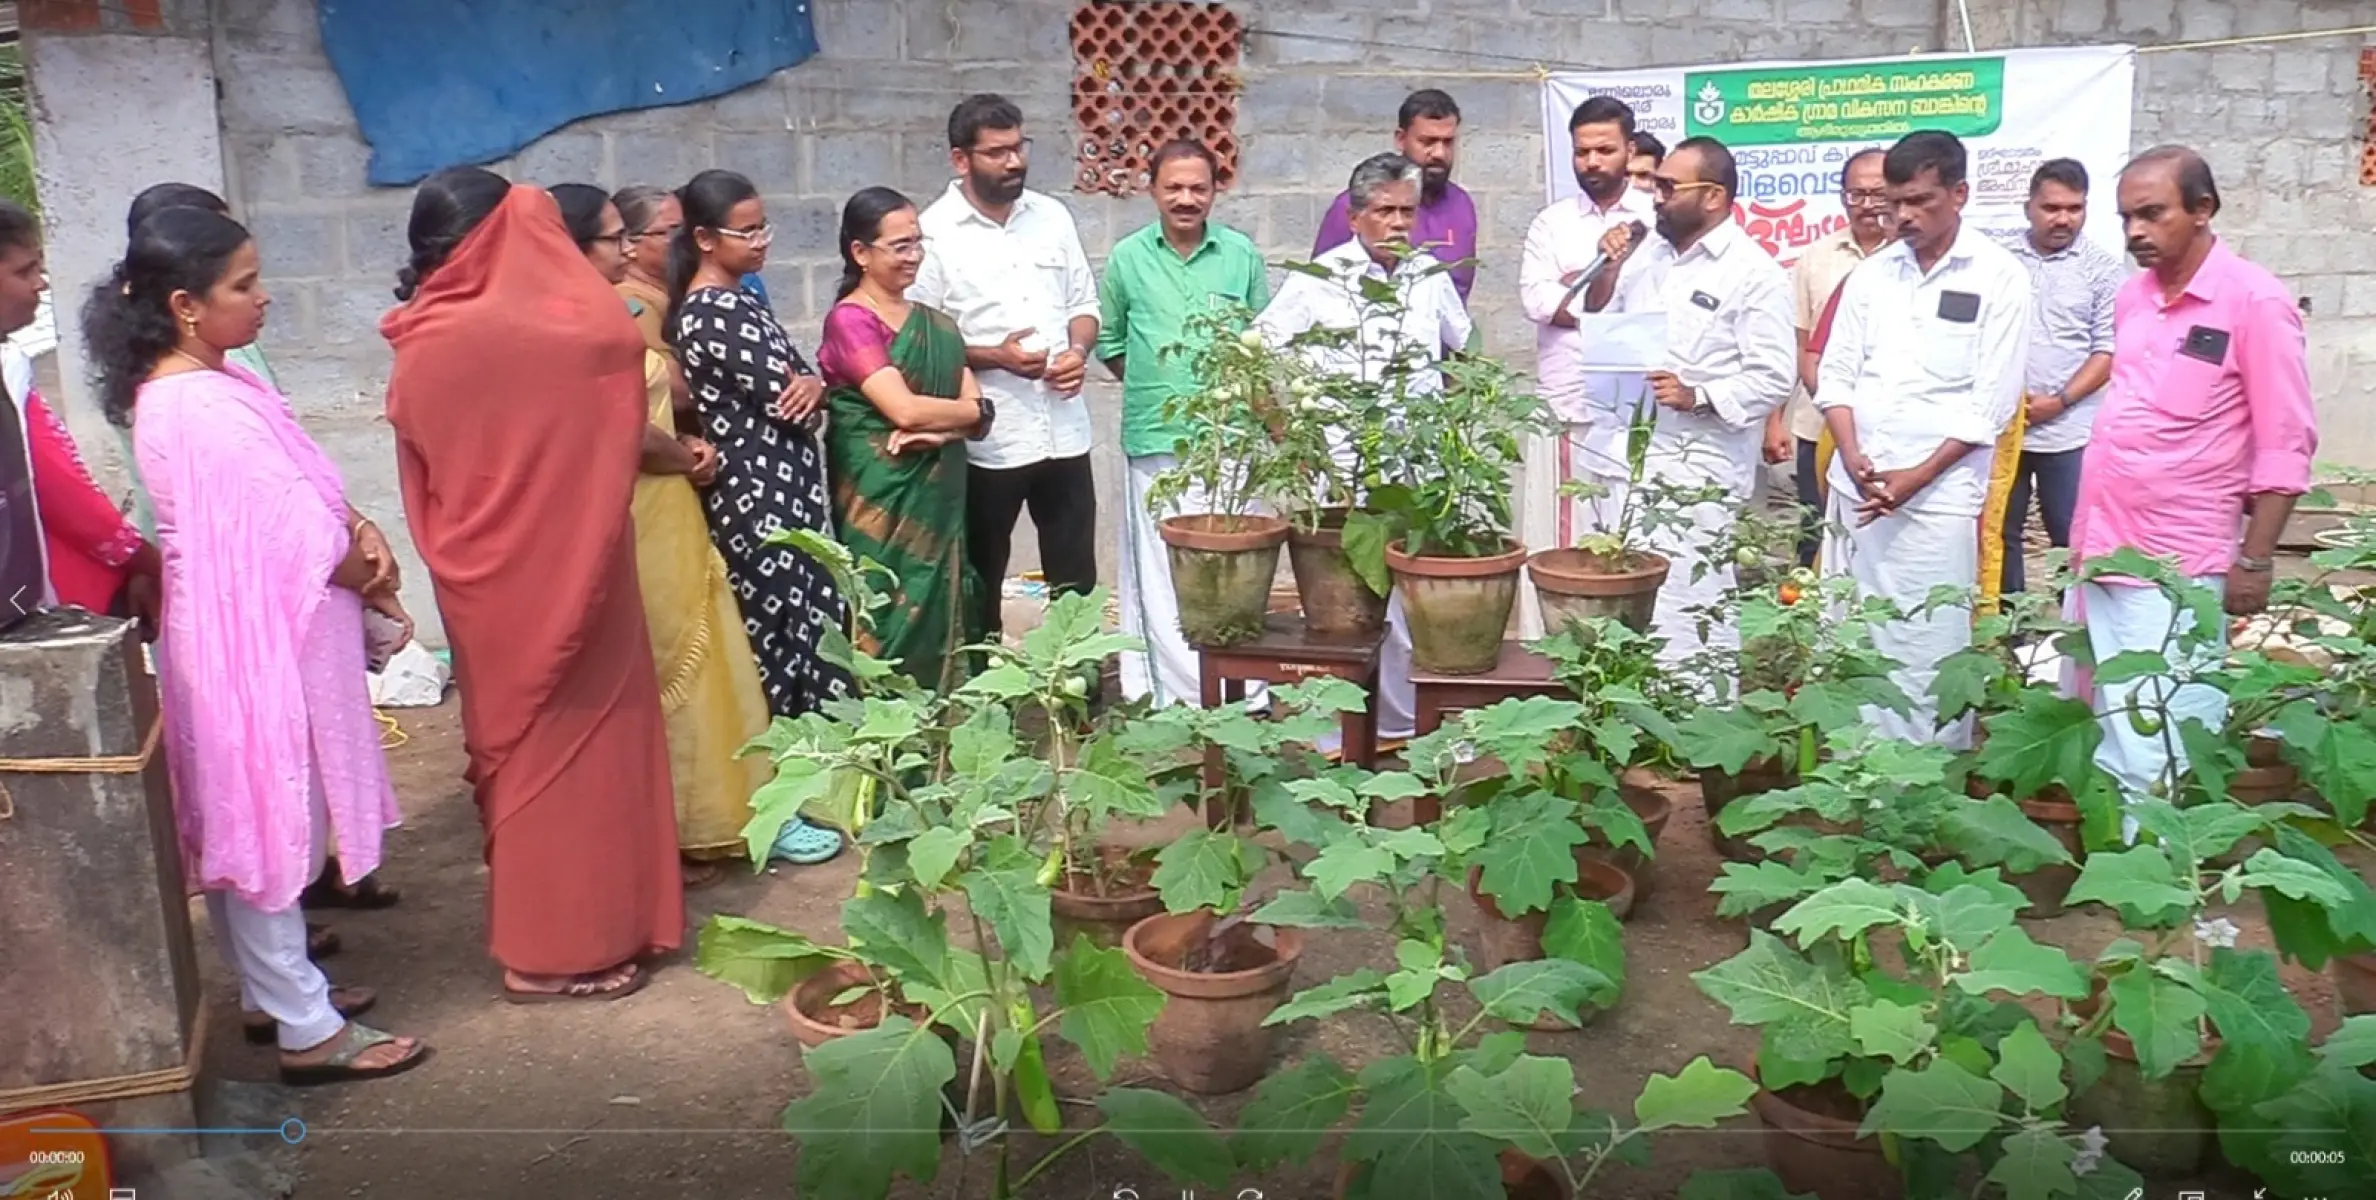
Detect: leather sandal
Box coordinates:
(245, 985, 377, 1044)
(502, 962, 649, 1005)
(278, 1022, 431, 1087)
(302, 872, 402, 910)
(308, 922, 341, 960)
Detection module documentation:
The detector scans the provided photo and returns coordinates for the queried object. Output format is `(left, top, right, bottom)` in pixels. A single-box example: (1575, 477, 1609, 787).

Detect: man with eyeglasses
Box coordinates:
(1768, 147, 1892, 566)
(1096, 140, 1270, 709)
(1578, 136, 1795, 671)
(910, 93, 1103, 639)
(1816, 130, 2031, 748)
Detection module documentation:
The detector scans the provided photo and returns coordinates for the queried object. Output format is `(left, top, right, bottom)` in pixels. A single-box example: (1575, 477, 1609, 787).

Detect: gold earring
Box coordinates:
(181, 315, 197, 337)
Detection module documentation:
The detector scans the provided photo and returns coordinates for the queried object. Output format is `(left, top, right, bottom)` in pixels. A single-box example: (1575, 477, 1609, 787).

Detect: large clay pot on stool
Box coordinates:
(1123, 911, 1302, 1094)
(1388, 540, 1529, 675)
(1160, 513, 1290, 648)
(1288, 507, 1389, 638)
(1749, 1070, 1902, 1200)
(1527, 548, 1670, 635)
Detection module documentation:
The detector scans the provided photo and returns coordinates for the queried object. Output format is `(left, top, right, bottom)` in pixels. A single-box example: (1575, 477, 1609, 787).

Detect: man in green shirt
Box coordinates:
(1097, 139, 1270, 707)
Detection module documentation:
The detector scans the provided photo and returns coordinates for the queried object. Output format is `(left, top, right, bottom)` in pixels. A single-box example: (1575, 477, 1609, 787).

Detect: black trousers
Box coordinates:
(1792, 437, 1823, 568)
(968, 453, 1099, 635)
(2001, 445, 2084, 595)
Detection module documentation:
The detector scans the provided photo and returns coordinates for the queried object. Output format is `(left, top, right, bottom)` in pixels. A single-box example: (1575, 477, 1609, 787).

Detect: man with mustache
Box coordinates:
(1311, 89, 1477, 303)
(2069, 145, 2316, 807)
(1770, 147, 1891, 566)
(1815, 130, 2030, 748)
(1096, 140, 1271, 708)
(1988, 158, 2123, 596)
(1518, 95, 1657, 545)
(1576, 136, 1795, 672)
(911, 94, 1103, 638)
(1259, 153, 1472, 748)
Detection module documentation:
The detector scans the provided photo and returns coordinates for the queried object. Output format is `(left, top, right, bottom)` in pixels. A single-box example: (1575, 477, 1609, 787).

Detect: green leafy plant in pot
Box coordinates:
(1531, 616, 1690, 896)
(1695, 875, 2146, 1200)
(1669, 575, 1909, 860)
(1527, 393, 1731, 636)
(1147, 303, 1316, 647)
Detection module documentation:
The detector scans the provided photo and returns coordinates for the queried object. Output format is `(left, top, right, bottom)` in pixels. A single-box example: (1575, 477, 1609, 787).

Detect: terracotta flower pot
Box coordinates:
(781, 961, 930, 1049)
(1527, 547, 1671, 635)
(1159, 513, 1290, 648)
(1387, 540, 1529, 675)
(1337, 1148, 1571, 1199)
(2331, 950, 2376, 1017)
(1051, 881, 1165, 952)
(1123, 911, 1302, 1094)
(1966, 777, 2084, 917)
(1577, 780, 1672, 901)
(1749, 1073, 1902, 1200)
(1466, 858, 1633, 1032)
(1699, 759, 1798, 863)
(2069, 1023, 2219, 1178)
(1288, 507, 1389, 638)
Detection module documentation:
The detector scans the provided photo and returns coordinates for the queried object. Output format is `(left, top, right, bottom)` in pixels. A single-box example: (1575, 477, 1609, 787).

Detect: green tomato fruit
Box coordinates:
(1734, 546, 1762, 568)
(1237, 329, 1265, 351)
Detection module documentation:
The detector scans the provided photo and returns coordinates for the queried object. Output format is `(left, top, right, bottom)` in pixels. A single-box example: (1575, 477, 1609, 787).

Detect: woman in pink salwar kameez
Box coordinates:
(84, 206, 431, 1085)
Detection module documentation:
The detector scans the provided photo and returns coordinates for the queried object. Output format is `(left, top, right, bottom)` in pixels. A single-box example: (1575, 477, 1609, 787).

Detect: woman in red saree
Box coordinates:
(20, 374, 159, 621)
(380, 169, 682, 1001)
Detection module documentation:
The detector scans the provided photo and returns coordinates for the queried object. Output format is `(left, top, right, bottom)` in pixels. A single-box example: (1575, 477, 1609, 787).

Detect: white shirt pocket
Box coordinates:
(1919, 319, 1978, 384)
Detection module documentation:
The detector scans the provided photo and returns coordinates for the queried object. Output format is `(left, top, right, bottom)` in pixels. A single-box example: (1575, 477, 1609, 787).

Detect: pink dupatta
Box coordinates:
(136, 363, 400, 911)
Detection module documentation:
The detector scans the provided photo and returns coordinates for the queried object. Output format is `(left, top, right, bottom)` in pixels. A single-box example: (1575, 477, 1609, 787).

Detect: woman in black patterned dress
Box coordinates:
(665, 173, 853, 803)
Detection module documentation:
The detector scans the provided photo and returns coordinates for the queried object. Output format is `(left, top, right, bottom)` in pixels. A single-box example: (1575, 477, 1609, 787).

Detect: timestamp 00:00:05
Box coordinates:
(2288, 1148, 2348, 1164)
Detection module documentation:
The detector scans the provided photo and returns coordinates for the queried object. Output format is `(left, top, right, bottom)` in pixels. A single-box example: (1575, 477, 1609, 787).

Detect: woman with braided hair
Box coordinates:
(381, 167, 682, 1002)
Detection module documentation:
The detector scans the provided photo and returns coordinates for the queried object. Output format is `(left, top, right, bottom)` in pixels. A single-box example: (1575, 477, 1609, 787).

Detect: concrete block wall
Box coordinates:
(28, 0, 2376, 644)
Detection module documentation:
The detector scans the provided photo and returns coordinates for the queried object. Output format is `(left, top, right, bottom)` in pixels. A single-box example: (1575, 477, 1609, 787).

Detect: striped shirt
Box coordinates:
(1993, 229, 2124, 454)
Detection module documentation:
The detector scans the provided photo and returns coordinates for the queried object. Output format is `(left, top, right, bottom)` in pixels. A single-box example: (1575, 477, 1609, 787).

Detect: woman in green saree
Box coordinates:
(816, 188, 994, 692)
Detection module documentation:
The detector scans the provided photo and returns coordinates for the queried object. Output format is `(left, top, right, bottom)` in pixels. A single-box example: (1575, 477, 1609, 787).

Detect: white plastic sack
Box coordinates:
(368, 640, 449, 708)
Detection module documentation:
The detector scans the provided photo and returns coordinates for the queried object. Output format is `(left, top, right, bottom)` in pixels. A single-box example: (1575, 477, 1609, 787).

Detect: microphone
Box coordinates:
(1559, 220, 1647, 316)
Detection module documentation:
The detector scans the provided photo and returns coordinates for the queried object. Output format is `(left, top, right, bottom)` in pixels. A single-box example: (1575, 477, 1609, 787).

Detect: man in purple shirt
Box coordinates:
(1312, 88, 1478, 303)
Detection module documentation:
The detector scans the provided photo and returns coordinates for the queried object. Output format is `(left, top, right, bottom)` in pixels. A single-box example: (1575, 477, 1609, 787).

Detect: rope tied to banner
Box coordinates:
(0, 716, 163, 822)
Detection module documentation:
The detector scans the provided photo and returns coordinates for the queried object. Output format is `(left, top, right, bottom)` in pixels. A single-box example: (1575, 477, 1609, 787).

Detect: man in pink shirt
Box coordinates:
(2070, 144, 2318, 802)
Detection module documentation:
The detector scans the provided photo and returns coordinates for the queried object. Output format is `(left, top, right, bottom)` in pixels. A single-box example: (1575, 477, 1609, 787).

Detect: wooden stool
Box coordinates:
(1197, 614, 1383, 826)
(1407, 641, 1570, 823)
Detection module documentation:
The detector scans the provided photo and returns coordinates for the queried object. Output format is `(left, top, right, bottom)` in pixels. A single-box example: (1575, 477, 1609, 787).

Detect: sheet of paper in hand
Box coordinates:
(1575, 311, 1670, 374)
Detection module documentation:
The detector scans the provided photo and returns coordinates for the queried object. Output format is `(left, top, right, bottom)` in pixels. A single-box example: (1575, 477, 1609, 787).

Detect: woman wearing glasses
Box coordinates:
(664, 169, 847, 865)
(552, 184, 770, 889)
(817, 187, 993, 692)
(610, 184, 681, 357)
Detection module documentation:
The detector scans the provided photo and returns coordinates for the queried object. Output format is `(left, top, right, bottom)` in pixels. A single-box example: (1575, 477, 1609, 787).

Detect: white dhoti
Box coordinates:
(1118, 453, 1270, 709)
(2078, 576, 2228, 806)
(1556, 421, 1630, 545)
(1821, 492, 1976, 747)
(1646, 494, 1741, 672)
(205, 779, 342, 1052)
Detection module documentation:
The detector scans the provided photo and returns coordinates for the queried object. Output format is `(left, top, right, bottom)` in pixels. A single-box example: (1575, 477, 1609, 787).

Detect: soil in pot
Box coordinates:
(1750, 1075, 1902, 1200)
(1289, 508, 1389, 638)
(1051, 853, 1164, 950)
(2332, 951, 2376, 1017)
(1699, 760, 1798, 863)
(1578, 780, 1672, 902)
(1336, 1148, 1571, 1200)
(1124, 911, 1303, 1094)
(1528, 547, 1671, 636)
(1160, 513, 1290, 648)
(783, 961, 931, 1049)
(1388, 540, 1529, 675)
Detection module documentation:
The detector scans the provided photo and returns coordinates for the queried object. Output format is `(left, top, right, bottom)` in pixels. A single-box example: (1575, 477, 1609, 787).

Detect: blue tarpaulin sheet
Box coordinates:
(317, 0, 819, 186)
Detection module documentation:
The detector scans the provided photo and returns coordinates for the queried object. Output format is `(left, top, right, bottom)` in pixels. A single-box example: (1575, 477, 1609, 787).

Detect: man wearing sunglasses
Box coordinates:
(1577, 136, 1795, 674)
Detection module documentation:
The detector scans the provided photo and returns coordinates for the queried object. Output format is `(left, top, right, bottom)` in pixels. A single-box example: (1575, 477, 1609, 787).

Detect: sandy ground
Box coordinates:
(184, 696, 2344, 1200)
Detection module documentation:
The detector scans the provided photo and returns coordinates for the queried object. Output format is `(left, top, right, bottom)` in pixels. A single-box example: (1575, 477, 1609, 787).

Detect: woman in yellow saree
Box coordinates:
(553, 184, 777, 883)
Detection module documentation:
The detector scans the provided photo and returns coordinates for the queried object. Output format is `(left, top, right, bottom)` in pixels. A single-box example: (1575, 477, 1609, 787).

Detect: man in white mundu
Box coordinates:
(1256, 152, 1471, 742)
(1519, 95, 1658, 548)
(1817, 131, 2030, 747)
(1578, 136, 1795, 669)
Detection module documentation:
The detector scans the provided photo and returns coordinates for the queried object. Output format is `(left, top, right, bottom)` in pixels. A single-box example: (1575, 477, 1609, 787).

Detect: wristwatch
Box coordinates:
(2234, 553, 2274, 573)
(974, 393, 997, 438)
(1690, 387, 1713, 416)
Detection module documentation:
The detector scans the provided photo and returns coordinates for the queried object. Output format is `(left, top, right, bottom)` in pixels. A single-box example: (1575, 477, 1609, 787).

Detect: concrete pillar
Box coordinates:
(0, 609, 204, 1178)
(23, 0, 227, 493)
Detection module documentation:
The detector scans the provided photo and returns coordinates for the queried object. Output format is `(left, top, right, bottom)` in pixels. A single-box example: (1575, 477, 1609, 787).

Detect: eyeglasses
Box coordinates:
(714, 223, 775, 249)
(1843, 188, 1889, 207)
(870, 237, 925, 259)
(967, 137, 1033, 165)
(1652, 179, 1723, 201)
(633, 224, 679, 241)
(592, 230, 632, 251)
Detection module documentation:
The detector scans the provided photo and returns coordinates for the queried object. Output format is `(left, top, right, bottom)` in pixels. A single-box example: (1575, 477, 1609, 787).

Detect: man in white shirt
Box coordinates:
(1816, 131, 2031, 747)
(1581, 137, 1795, 670)
(1519, 96, 1658, 547)
(1256, 153, 1472, 742)
(909, 94, 1102, 637)
(1770, 147, 1891, 566)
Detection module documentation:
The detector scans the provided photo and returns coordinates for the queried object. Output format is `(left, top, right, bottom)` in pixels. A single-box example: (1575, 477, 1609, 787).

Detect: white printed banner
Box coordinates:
(1540, 44, 2137, 266)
